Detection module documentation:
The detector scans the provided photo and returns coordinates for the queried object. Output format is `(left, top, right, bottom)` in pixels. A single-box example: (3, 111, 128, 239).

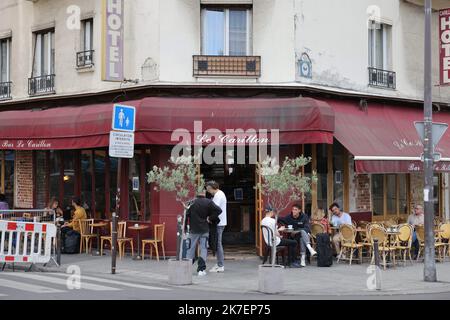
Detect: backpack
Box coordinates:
(316, 233, 333, 267)
(63, 230, 81, 254)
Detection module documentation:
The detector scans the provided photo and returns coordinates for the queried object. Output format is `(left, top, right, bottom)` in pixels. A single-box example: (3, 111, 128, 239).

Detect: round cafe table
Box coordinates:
(128, 225, 149, 260)
(91, 221, 108, 256)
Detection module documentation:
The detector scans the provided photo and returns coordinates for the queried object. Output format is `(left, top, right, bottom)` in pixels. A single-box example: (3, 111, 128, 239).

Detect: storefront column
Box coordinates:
(327, 145, 333, 209)
(445, 173, 450, 221)
(311, 144, 317, 214)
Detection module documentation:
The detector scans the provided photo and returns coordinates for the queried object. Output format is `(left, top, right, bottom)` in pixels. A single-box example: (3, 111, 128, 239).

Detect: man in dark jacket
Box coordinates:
(186, 191, 222, 276)
(278, 203, 316, 267)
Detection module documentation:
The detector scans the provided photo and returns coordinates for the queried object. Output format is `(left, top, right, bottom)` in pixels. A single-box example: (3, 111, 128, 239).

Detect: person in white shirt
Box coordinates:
(407, 204, 424, 258)
(261, 206, 300, 268)
(206, 181, 227, 273)
(329, 202, 352, 256)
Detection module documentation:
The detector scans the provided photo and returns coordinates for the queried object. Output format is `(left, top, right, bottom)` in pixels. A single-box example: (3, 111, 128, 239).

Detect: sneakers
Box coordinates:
(307, 244, 317, 257)
(198, 270, 207, 276)
(290, 261, 301, 268)
(300, 255, 306, 267)
(209, 265, 225, 273)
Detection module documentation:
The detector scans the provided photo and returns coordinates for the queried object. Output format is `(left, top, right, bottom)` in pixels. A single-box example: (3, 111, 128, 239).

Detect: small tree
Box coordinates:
(257, 156, 316, 266)
(147, 154, 204, 261)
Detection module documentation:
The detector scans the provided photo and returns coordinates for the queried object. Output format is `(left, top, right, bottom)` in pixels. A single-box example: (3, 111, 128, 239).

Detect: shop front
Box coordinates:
(1, 95, 449, 256)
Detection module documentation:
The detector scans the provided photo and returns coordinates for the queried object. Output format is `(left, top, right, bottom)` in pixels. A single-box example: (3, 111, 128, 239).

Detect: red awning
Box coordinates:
(0, 97, 334, 150)
(330, 100, 450, 173)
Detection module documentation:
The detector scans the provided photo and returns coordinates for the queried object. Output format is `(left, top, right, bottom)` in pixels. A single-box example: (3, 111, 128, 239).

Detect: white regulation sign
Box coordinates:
(109, 131, 134, 158)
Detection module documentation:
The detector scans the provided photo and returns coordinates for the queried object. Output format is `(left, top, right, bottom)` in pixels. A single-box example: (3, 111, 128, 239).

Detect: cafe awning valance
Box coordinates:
(0, 97, 335, 150)
(330, 100, 450, 173)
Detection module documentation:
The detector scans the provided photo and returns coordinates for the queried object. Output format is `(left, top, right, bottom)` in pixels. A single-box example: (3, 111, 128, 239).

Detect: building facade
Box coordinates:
(0, 0, 449, 255)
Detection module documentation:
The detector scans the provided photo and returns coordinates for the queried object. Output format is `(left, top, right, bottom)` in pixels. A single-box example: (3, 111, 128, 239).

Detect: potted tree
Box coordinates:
(257, 156, 316, 294)
(147, 154, 204, 285)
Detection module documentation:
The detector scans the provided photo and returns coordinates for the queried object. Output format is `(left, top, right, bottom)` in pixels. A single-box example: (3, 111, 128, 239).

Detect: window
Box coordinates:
(82, 19, 93, 52)
(371, 174, 409, 218)
(77, 19, 94, 67)
(0, 38, 10, 82)
(0, 38, 11, 99)
(368, 21, 392, 70)
(32, 30, 55, 77)
(0, 151, 14, 208)
(201, 7, 252, 56)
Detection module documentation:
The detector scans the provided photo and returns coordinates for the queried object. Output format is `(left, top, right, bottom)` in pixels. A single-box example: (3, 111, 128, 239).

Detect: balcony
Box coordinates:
(77, 50, 95, 68)
(0, 82, 12, 100)
(193, 55, 261, 77)
(28, 74, 55, 96)
(368, 67, 396, 90)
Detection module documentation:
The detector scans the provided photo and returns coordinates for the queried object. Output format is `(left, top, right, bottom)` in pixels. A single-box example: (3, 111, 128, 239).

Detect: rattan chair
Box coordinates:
(436, 223, 450, 261)
(416, 225, 446, 262)
(369, 225, 396, 270)
(310, 222, 326, 251)
(394, 224, 414, 265)
(79, 219, 96, 254)
(142, 223, 166, 261)
(337, 224, 363, 265)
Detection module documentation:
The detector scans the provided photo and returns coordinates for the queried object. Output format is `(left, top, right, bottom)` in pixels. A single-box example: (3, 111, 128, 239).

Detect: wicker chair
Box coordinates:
(310, 222, 326, 250)
(436, 223, 450, 261)
(369, 225, 396, 270)
(337, 224, 363, 265)
(416, 225, 446, 262)
(394, 224, 414, 265)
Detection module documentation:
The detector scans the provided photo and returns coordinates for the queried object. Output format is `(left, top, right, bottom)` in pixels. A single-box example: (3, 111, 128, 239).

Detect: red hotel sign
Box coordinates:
(440, 8, 450, 85)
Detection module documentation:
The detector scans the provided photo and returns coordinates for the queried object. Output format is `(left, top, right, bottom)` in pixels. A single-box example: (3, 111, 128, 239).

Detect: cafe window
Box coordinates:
(94, 151, 106, 218)
(371, 174, 409, 218)
(34, 151, 48, 208)
(127, 149, 152, 222)
(316, 144, 328, 212)
(0, 151, 14, 208)
(81, 150, 94, 214)
(49, 151, 61, 206)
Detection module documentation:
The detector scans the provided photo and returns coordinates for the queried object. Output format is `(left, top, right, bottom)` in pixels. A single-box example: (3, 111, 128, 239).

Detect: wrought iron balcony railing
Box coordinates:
(368, 67, 396, 89)
(28, 74, 55, 96)
(0, 81, 12, 100)
(193, 55, 261, 77)
(77, 50, 95, 68)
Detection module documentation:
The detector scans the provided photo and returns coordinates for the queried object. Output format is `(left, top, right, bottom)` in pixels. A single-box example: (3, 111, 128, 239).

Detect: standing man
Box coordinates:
(329, 202, 352, 256)
(407, 204, 425, 259)
(206, 181, 227, 273)
(186, 191, 222, 276)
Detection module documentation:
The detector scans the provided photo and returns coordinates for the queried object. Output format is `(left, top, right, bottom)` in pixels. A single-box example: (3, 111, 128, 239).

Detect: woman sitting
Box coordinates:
(311, 207, 330, 234)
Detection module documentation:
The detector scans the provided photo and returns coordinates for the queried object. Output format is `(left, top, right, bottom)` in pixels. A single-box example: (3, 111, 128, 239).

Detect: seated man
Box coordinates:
(261, 206, 300, 268)
(407, 204, 424, 259)
(329, 202, 352, 257)
(278, 203, 317, 267)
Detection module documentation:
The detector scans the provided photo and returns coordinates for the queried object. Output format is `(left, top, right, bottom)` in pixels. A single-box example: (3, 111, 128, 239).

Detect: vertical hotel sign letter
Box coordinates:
(102, 0, 124, 81)
(440, 8, 450, 85)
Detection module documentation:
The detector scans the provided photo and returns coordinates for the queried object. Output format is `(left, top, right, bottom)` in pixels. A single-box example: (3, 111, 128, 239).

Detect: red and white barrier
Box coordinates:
(0, 220, 56, 264)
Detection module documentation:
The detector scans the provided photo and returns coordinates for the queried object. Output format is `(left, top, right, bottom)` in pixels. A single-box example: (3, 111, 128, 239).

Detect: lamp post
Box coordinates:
(423, 0, 436, 282)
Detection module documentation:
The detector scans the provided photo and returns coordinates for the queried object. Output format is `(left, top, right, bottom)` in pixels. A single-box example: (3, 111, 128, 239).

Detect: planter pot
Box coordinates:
(168, 259, 192, 285)
(258, 264, 285, 294)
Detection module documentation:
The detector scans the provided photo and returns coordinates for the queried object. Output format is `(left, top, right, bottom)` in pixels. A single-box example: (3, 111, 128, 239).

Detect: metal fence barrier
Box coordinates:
(0, 209, 61, 269)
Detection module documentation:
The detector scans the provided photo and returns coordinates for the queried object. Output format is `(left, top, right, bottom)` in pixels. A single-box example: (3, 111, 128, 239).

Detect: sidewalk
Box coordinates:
(33, 253, 450, 297)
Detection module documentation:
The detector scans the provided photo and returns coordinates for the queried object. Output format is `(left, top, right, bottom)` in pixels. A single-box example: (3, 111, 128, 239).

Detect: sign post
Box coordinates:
(109, 104, 136, 274)
(423, 0, 436, 282)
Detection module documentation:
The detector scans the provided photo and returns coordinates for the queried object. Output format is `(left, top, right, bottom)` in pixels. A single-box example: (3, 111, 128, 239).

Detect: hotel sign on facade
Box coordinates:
(102, 0, 124, 81)
(440, 8, 450, 85)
